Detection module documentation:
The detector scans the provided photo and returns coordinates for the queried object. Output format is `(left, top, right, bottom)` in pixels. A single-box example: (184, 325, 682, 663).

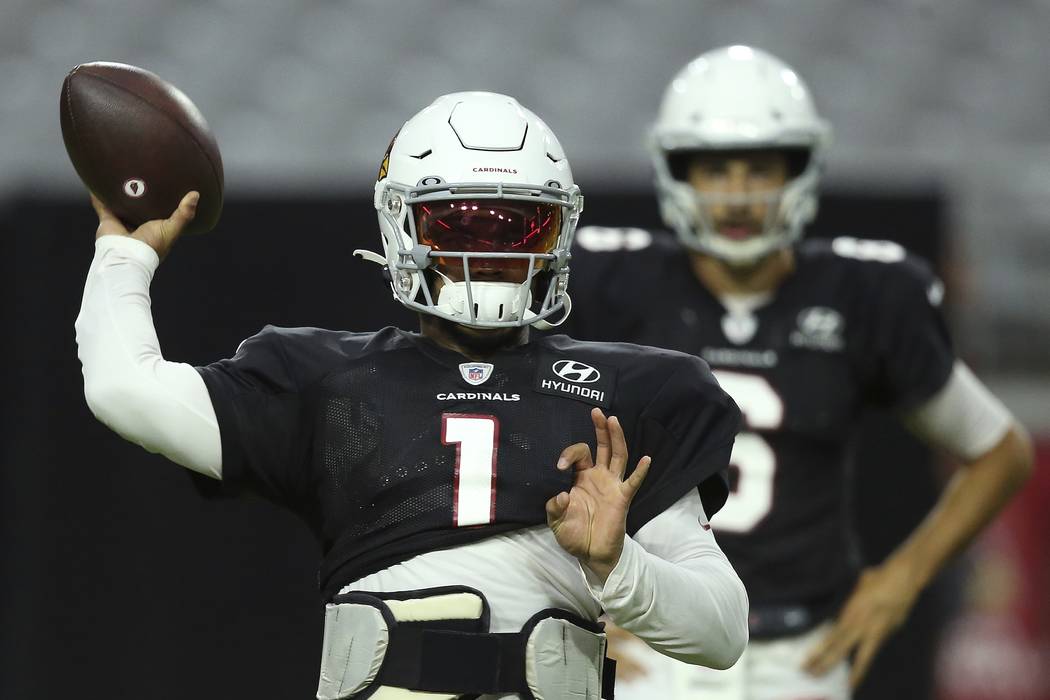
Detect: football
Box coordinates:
(60, 61, 224, 235)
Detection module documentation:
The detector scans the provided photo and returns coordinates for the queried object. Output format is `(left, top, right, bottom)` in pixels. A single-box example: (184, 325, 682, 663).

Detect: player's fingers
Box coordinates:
(545, 491, 570, 524)
(610, 649, 650, 682)
(607, 415, 629, 477)
(89, 193, 117, 222)
(166, 191, 199, 234)
(622, 456, 651, 499)
(155, 191, 199, 253)
(813, 631, 858, 676)
(849, 629, 885, 689)
(91, 194, 128, 237)
(557, 443, 594, 472)
(802, 625, 839, 673)
(614, 657, 649, 683)
(591, 408, 611, 468)
(802, 621, 856, 676)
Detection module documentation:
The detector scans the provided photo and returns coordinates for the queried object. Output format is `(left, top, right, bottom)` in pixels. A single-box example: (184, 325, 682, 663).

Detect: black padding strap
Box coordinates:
(379, 627, 525, 694)
(330, 589, 614, 700)
(603, 658, 616, 700)
(377, 607, 614, 699)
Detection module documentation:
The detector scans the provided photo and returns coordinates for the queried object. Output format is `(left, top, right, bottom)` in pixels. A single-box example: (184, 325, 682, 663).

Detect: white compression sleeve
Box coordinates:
(905, 361, 1014, 462)
(581, 490, 749, 670)
(75, 236, 222, 478)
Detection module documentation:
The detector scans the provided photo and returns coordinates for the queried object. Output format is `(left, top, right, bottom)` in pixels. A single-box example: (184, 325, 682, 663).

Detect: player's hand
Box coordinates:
(604, 621, 650, 683)
(802, 561, 921, 687)
(546, 407, 651, 583)
(92, 191, 198, 261)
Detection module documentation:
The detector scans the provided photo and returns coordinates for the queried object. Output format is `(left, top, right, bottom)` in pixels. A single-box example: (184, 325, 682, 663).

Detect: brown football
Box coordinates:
(60, 62, 224, 235)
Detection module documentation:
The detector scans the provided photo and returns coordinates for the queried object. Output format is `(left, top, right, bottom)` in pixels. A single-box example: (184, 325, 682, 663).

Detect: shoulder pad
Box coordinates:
(575, 226, 656, 252)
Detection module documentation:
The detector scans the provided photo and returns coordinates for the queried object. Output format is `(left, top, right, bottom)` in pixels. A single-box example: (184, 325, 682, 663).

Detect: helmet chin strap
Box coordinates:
(530, 293, 571, 331)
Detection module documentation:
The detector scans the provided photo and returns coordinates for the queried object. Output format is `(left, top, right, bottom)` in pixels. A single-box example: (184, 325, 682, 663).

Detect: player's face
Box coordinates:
(415, 200, 561, 284)
(687, 150, 789, 241)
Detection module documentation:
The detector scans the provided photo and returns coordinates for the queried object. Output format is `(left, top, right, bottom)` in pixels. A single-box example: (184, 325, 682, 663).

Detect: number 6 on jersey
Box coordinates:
(442, 413, 499, 527)
(711, 371, 783, 533)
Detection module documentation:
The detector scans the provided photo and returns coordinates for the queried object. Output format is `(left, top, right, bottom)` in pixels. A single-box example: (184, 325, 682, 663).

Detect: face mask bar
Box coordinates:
(407, 180, 580, 208)
(686, 187, 789, 266)
(692, 187, 784, 234)
(419, 250, 544, 327)
(373, 180, 582, 328)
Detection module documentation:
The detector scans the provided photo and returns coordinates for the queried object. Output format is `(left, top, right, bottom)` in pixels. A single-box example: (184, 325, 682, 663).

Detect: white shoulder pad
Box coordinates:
(575, 226, 653, 252)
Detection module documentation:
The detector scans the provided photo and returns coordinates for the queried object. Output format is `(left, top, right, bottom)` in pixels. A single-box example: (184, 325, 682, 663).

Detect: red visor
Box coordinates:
(415, 200, 562, 255)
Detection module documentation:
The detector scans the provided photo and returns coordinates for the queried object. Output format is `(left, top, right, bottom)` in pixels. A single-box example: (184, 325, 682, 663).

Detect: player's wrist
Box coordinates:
(582, 544, 623, 584)
(95, 233, 161, 271)
(881, 549, 932, 598)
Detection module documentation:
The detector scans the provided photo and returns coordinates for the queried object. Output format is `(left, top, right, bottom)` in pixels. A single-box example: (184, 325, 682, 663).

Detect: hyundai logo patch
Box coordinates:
(535, 355, 616, 408)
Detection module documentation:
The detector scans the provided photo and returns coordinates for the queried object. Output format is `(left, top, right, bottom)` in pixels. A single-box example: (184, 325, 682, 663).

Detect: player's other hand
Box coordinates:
(802, 561, 921, 687)
(546, 407, 651, 583)
(92, 191, 198, 261)
(603, 621, 651, 683)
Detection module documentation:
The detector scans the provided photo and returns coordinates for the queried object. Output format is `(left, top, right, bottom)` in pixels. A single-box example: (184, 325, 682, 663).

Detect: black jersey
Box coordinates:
(562, 227, 955, 627)
(197, 326, 739, 598)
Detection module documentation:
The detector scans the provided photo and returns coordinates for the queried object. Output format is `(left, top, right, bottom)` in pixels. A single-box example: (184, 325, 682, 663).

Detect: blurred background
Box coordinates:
(1, 1, 1047, 698)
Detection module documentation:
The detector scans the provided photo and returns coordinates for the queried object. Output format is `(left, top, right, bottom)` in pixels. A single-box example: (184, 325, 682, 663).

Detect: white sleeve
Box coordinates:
(904, 360, 1014, 461)
(580, 490, 748, 670)
(75, 235, 223, 478)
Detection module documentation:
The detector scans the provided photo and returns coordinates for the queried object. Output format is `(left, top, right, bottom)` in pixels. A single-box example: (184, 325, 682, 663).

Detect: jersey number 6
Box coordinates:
(711, 371, 783, 533)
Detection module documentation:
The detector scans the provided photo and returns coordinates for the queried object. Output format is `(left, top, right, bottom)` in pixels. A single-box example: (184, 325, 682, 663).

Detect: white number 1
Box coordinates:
(442, 413, 499, 527)
(711, 371, 783, 533)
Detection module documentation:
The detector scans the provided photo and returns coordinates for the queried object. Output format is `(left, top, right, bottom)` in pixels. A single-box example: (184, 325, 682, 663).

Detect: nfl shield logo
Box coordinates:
(459, 362, 494, 386)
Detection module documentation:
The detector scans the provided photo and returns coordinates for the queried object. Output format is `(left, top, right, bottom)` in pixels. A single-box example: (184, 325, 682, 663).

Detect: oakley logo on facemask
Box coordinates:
(552, 360, 601, 384)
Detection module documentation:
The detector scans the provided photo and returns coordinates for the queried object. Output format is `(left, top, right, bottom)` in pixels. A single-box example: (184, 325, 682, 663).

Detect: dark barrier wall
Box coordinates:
(0, 189, 945, 699)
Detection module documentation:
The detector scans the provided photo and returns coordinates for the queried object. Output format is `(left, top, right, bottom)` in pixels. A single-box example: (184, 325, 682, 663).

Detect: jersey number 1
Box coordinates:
(711, 371, 783, 533)
(442, 413, 499, 527)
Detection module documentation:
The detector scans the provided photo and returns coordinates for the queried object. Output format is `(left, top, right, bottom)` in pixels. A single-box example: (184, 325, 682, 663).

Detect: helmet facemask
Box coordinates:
(375, 178, 582, 329)
(654, 146, 820, 266)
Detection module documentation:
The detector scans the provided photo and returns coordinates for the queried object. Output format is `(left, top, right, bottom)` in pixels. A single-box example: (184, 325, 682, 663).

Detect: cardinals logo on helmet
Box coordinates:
(377, 128, 400, 182)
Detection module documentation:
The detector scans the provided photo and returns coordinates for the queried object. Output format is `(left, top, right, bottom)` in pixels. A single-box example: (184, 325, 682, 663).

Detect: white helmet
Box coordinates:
(650, 45, 831, 264)
(358, 92, 584, 329)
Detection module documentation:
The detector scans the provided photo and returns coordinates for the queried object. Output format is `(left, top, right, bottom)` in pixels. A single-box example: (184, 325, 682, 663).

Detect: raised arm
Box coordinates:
(75, 193, 222, 478)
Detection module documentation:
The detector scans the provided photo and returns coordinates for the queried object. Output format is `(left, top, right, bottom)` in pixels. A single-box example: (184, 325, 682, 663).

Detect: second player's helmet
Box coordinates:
(650, 45, 831, 264)
(360, 92, 584, 328)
